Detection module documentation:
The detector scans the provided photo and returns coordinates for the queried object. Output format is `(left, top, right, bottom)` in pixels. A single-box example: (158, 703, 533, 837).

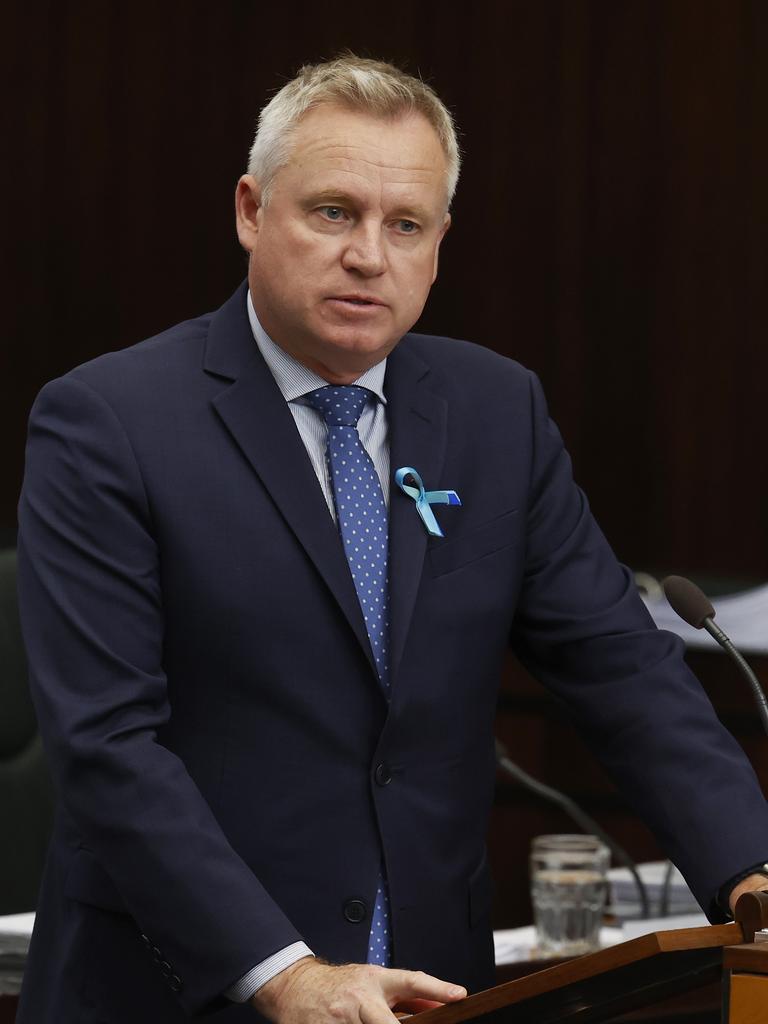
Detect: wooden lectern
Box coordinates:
(409, 893, 768, 1024)
(3, 898, 767, 1023)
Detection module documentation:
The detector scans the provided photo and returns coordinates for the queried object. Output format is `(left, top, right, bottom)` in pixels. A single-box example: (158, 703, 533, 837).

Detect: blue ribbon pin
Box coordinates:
(394, 467, 462, 538)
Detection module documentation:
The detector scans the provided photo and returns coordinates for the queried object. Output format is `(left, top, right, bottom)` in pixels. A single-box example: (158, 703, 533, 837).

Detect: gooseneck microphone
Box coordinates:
(495, 739, 651, 918)
(662, 575, 768, 737)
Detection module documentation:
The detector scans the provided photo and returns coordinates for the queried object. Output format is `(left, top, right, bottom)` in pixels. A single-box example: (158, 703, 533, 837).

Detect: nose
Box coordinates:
(341, 223, 386, 277)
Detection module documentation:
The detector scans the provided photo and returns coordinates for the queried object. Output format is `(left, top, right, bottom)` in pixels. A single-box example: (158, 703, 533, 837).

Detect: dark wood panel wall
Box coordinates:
(4, 1, 768, 925)
(4, 0, 767, 577)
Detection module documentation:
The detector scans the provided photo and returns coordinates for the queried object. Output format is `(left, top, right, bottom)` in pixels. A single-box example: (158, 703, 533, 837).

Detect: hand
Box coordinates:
(251, 956, 467, 1023)
(728, 873, 768, 916)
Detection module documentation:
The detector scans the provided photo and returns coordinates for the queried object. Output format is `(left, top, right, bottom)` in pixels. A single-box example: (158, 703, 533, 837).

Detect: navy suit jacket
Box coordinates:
(16, 282, 768, 1021)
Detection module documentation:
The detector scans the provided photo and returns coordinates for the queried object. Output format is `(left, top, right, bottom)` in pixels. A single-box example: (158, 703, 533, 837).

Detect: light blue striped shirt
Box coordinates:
(225, 293, 391, 1004)
(247, 292, 390, 516)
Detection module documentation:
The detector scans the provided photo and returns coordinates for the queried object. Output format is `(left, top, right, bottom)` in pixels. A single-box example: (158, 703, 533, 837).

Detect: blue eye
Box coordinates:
(321, 206, 345, 221)
(398, 220, 418, 233)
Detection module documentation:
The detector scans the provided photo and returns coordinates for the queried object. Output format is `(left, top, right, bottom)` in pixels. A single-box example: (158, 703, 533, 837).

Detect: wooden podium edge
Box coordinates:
(723, 941, 768, 972)
(411, 921, 745, 1024)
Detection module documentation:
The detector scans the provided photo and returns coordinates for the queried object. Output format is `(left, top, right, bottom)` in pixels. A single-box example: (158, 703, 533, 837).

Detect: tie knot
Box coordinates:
(304, 385, 373, 428)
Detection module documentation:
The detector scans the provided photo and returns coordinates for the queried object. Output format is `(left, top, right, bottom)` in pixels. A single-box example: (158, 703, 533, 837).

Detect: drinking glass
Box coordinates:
(530, 834, 610, 956)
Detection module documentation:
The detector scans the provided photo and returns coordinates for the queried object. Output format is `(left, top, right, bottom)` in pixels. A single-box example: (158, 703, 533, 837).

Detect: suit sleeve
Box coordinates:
(510, 371, 768, 920)
(17, 374, 303, 1015)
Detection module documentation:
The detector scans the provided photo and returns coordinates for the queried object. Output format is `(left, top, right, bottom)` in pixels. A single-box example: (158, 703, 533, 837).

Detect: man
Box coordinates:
(16, 55, 768, 1023)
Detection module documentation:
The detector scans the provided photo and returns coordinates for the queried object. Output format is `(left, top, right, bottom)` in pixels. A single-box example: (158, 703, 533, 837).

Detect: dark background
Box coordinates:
(4, 0, 767, 579)
(3, 0, 768, 926)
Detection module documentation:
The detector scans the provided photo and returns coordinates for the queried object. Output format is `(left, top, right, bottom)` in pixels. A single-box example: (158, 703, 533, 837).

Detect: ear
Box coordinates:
(431, 213, 451, 282)
(235, 175, 263, 252)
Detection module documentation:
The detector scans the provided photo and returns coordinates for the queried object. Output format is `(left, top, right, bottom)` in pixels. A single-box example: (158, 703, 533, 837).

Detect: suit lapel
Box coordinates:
(203, 284, 378, 679)
(385, 342, 448, 687)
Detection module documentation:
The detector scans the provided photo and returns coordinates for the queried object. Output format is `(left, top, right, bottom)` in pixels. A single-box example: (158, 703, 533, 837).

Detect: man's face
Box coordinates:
(235, 103, 451, 383)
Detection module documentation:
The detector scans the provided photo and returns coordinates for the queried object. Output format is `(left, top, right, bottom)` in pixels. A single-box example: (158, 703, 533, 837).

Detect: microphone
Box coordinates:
(662, 575, 768, 737)
(495, 739, 651, 918)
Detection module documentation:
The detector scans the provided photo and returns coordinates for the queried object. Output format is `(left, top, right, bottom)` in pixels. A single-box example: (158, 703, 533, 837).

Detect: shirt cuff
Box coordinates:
(717, 861, 768, 917)
(224, 941, 315, 1003)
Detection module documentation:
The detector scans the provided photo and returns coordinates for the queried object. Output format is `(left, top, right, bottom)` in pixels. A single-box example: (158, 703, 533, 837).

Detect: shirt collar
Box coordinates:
(247, 291, 387, 404)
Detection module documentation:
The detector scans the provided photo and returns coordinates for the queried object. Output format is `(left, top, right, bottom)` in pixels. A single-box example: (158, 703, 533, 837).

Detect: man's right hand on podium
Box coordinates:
(251, 957, 467, 1023)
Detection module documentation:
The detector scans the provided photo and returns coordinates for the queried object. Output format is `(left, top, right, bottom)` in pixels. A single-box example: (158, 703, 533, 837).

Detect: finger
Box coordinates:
(380, 969, 467, 1004)
(392, 997, 445, 1013)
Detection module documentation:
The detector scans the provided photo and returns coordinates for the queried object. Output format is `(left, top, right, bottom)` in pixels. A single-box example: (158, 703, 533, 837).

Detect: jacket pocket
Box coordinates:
(64, 847, 128, 915)
(429, 509, 519, 578)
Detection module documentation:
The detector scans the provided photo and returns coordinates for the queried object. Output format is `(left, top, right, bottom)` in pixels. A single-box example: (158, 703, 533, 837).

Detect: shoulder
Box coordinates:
(64, 311, 214, 399)
(399, 331, 540, 399)
(24, 311, 222, 463)
(35, 283, 251, 418)
(29, 285, 238, 436)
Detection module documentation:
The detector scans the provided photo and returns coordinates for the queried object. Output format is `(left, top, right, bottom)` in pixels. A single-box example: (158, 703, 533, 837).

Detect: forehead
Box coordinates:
(277, 103, 448, 201)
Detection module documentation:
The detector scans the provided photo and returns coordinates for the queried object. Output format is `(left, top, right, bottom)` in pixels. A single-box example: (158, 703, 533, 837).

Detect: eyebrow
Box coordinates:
(303, 189, 354, 208)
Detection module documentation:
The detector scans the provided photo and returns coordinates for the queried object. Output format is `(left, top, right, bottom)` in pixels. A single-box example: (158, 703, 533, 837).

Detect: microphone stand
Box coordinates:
(495, 740, 651, 919)
(660, 574, 768, 914)
(658, 858, 676, 918)
(702, 616, 768, 737)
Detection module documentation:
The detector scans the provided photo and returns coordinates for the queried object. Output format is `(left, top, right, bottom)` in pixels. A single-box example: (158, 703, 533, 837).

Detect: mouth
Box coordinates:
(329, 294, 386, 308)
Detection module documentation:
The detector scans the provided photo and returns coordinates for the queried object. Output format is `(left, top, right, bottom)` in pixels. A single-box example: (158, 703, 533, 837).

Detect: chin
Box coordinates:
(320, 330, 393, 359)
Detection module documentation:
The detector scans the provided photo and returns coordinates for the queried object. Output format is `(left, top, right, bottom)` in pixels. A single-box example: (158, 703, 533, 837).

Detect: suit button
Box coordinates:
(169, 974, 183, 992)
(374, 763, 392, 786)
(343, 899, 367, 923)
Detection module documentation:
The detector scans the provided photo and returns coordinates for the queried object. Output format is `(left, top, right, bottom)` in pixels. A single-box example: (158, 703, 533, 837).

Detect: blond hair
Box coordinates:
(248, 54, 460, 206)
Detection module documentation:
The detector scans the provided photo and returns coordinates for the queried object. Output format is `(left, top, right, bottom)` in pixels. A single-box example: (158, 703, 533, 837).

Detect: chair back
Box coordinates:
(0, 548, 55, 913)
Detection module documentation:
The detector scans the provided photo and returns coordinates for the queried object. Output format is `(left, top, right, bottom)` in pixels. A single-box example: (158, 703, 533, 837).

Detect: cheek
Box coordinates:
(258, 235, 331, 302)
(292, 236, 342, 282)
(397, 255, 438, 303)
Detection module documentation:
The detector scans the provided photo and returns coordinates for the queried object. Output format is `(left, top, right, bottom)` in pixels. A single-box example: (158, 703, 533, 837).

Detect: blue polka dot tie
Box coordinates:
(305, 385, 392, 967)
